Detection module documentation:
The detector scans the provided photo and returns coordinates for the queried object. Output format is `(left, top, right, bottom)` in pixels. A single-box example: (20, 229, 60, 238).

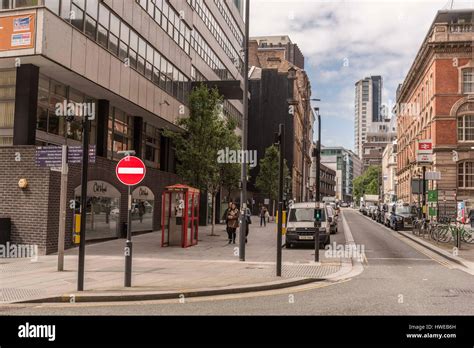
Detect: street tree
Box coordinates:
(255, 145, 290, 216)
(164, 84, 240, 236)
(353, 165, 381, 202)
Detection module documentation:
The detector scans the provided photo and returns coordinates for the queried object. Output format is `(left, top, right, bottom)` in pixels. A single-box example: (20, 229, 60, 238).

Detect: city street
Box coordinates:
(2, 209, 472, 315)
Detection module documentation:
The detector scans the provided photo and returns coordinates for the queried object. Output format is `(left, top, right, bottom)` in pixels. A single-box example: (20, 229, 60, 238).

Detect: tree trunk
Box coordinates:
(210, 193, 216, 236)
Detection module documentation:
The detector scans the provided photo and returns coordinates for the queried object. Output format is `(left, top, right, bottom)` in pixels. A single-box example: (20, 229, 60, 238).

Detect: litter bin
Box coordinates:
(0, 216, 11, 245)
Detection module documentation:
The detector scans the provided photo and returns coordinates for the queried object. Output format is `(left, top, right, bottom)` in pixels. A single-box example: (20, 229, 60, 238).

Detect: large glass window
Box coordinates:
(458, 162, 474, 189)
(107, 106, 133, 160)
(36, 74, 96, 143)
(143, 123, 160, 168)
(0, 70, 16, 133)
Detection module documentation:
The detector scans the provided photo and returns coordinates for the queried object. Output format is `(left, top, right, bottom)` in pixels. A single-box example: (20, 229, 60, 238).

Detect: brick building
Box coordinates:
(396, 10, 473, 207)
(248, 36, 314, 204)
(308, 161, 336, 199)
(0, 0, 244, 254)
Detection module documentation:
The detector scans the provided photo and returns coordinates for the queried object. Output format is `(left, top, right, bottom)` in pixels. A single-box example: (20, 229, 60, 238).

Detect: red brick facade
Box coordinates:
(396, 10, 473, 208)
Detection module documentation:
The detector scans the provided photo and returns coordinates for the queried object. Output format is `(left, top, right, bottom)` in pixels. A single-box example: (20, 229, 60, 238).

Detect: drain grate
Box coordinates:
(0, 288, 46, 303)
(282, 264, 341, 279)
(447, 288, 474, 296)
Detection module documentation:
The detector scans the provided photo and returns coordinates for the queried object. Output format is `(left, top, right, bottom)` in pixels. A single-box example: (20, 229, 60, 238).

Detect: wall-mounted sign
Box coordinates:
(35, 145, 96, 167)
(0, 14, 36, 51)
(132, 186, 155, 200)
(74, 181, 121, 198)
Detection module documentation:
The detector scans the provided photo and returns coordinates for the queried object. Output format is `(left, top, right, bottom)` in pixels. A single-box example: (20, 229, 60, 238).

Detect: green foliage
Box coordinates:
(255, 145, 290, 201)
(353, 165, 381, 202)
(163, 84, 240, 194)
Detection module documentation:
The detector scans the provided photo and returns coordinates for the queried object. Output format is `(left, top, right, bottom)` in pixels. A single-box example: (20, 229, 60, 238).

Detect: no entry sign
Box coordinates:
(116, 156, 146, 186)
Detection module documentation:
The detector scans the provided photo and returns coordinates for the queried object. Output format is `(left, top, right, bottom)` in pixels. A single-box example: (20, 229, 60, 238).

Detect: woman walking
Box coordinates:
(226, 202, 240, 244)
(260, 206, 267, 227)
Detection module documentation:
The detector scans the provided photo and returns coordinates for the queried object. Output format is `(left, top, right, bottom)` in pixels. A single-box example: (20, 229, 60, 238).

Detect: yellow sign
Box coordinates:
(73, 214, 81, 244)
(275, 210, 287, 235)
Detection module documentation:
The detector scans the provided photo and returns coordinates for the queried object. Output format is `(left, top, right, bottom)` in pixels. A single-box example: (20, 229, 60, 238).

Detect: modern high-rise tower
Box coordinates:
(354, 75, 383, 157)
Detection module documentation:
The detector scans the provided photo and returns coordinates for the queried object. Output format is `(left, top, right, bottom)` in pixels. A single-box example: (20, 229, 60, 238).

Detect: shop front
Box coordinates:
(74, 181, 121, 241)
(132, 186, 155, 232)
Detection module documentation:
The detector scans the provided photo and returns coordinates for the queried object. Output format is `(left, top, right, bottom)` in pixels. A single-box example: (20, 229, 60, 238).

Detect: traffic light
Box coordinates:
(314, 208, 322, 222)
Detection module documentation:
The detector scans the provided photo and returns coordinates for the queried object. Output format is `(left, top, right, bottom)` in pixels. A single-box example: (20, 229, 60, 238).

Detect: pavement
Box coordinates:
(0, 219, 349, 304)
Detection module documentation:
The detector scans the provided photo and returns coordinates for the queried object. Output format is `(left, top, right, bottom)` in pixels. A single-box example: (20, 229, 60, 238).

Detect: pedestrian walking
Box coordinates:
(469, 208, 474, 228)
(265, 209, 270, 223)
(260, 206, 267, 227)
(226, 202, 240, 244)
(245, 206, 252, 243)
(138, 201, 146, 223)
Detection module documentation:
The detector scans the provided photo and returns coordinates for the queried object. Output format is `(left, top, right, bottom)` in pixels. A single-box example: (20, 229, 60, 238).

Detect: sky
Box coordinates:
(249, 0, 474, 151)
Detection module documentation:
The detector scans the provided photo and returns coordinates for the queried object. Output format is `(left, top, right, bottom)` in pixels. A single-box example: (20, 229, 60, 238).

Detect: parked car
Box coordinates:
(382, 203, 395, 226)
(375, 205, 385, 223)
(360, 204, 367, 215)
(340, 202, 349, 208)
(367, 205, 377, 219)
(326, 205, 338, 234)
(285, 202, 331, 249)
(389, 203, 417, 231)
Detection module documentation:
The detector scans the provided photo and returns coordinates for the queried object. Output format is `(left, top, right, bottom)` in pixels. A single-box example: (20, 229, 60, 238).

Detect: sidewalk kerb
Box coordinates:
(20, 277, 322, 303)
(397, 230, 472, 269)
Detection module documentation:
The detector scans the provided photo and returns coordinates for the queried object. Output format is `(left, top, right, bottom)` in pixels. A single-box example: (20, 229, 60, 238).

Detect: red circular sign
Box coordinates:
(116, 156, 146, 186)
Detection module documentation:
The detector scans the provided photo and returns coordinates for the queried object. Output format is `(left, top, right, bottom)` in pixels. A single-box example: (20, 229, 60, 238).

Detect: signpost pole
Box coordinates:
(77, 119, 90, 291)
(57, 144, 68, 272)
(116, 153, 145, 288)
(276, 124, 284, 277)
(125, 184, 133, 287)
(422, 166, 426, 219)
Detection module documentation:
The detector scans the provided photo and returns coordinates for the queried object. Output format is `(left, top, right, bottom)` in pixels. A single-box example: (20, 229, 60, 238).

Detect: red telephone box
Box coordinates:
(161, 184, 200, 248)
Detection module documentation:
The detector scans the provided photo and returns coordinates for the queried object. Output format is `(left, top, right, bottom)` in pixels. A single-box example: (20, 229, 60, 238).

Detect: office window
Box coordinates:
(15, 0, 39, 7)
(70, 3, 84, 31)
(463, 68, 474, 93)
(44, 0, 60, 14)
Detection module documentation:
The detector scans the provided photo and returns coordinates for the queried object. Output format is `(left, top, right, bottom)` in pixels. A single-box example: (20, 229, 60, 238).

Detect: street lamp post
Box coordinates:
(239, 0, 250, 262)
(313, 106, 321, 263)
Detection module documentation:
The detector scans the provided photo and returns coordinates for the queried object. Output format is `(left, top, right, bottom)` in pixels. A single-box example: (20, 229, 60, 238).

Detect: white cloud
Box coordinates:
(250, 0, 474, 150)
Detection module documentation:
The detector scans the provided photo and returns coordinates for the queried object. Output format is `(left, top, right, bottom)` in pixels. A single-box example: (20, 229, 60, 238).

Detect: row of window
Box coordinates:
(191, 29, 233, 80)
(42, 0, 190, 103)
(213, 0, 243, 45)
(187, 0, 243, 74)
(136, 0, 191, 55)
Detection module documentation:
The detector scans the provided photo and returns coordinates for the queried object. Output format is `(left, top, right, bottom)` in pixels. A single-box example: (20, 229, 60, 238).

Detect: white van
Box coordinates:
(285, 202, 331, 249)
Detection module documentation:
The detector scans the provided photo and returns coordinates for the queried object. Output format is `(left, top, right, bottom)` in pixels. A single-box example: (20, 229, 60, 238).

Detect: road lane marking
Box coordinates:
(352, 211, 456, 270)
